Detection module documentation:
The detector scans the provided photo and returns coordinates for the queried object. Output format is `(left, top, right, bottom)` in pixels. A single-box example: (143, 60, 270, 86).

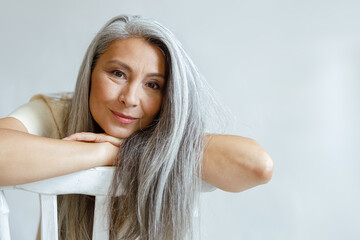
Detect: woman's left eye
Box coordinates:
(146, 82, 161, 90)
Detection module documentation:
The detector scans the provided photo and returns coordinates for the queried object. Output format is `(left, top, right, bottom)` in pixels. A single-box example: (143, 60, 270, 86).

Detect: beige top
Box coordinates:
(9, 93, 71, 138)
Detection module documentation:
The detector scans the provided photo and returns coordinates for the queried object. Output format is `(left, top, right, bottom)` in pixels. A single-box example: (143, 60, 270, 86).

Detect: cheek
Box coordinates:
(89, 78, 108, 116)
(143, 94, 163, 117)
(90, 77, 113, 106)
(89, 88, 100, 120)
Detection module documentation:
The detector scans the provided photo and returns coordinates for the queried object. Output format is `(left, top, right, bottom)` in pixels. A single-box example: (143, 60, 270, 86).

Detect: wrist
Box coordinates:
(96, 142, 118, 166)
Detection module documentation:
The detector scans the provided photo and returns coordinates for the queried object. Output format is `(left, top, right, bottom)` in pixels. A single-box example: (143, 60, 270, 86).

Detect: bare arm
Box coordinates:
(0, 117, 118, 186)
(201, 135, 273, 193)
(44, 128, 273, 193)
(63, 132, 273, 193)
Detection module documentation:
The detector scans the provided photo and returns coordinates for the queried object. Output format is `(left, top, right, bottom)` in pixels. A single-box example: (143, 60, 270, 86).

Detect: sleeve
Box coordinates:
(201, 180, 217, 192)
(8, 98, 58, 137)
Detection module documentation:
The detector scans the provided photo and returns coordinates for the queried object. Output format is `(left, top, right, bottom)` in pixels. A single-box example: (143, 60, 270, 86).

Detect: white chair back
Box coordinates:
(0, 167, 215, 240)
(0, 167, 116, 240)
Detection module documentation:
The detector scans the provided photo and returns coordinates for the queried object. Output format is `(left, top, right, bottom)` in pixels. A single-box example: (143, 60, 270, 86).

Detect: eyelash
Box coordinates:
(146, 82, 161, 90)
(111, 70, 126, 78)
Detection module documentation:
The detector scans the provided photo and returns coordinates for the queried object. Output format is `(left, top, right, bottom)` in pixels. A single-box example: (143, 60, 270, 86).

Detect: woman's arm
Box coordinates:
(63, 132, 273, 193)
(0, 117, 118, 186)
(61, 131, 273, 193)
(201, 135, 273, 192)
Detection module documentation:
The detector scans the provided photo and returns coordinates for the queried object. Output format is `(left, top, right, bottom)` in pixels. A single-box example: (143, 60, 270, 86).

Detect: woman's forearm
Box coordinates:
(201, 135, 273, 192)
(0, 128, 116, 186)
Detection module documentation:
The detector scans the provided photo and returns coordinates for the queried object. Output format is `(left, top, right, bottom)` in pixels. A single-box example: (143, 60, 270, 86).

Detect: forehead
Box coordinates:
(98, 38, 166, 74)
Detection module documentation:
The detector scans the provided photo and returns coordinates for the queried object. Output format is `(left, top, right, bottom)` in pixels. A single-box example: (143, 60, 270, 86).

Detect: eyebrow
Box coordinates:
(106, 59, 166, 79)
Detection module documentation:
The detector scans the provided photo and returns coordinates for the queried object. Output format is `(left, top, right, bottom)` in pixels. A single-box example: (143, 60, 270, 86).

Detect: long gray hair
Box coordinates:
(59, 15, 216, 240)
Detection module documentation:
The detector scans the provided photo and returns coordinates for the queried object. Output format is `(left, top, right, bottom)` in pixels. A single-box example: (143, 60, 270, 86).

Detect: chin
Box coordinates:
(107, 128, 136, 139)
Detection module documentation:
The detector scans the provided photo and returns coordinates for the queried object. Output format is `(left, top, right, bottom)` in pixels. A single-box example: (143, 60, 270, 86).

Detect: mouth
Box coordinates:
(111, 110, 138, 124)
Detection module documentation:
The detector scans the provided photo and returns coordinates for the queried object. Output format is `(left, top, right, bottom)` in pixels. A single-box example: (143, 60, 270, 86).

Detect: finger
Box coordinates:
(92, 134, 122, 146)
(63, 132, 122, 146)
(63, 132, 98, 142)
(101, 135, 122, 147)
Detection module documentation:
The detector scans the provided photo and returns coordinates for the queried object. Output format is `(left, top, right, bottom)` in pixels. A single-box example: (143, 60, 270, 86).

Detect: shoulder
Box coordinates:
(9, 93, 72, 138)
(30, 92, 72, 107)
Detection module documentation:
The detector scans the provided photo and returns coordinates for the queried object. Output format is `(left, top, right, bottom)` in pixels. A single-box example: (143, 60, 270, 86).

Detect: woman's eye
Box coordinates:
(146, 82, 161, 90)
(112, 70, 125, 78)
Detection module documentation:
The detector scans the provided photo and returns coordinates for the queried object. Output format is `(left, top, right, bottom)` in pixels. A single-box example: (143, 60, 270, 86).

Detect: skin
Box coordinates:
(0, 38, 273, 191)
(0, 118, 117, 185)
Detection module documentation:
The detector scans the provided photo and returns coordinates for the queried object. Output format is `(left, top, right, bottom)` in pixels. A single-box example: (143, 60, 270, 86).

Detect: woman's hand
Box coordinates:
(63, 132, 122, 166)
(63, 132, 122, 147)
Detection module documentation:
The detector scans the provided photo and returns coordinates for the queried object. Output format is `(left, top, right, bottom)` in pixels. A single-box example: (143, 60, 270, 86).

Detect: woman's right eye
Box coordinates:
(112, 70, 125, 78)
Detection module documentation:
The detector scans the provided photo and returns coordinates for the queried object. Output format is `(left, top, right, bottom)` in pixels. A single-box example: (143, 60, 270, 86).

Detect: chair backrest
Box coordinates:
(0, 167, 215, 240)
(0, 167, 116, 240)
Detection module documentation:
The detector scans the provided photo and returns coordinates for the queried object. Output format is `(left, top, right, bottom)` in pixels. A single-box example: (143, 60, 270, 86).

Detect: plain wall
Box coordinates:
(1, 0, 359, 239)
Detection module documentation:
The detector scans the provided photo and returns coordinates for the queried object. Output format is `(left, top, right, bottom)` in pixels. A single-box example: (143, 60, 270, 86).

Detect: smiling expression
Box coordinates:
(89, 38, 167, 139)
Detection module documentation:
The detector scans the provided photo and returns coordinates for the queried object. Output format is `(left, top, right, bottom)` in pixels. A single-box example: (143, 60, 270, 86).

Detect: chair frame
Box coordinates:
(0, 167, 214, 240)
(0, 167, 116, 240)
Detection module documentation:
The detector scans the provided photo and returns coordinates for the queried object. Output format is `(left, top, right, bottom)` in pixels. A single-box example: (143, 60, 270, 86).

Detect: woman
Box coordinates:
(0, 15, 273, 239)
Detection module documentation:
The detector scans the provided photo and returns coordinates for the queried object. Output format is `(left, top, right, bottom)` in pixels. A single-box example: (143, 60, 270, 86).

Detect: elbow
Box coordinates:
(254, 151, 273, 184)
(225, 150, 273, 193)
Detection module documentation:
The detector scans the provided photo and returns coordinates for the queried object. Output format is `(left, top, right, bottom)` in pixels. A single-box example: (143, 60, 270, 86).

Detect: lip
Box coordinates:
(111, 110, 138, 124)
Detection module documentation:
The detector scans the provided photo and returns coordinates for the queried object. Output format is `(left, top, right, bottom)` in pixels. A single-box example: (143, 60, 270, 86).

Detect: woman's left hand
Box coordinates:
(63, 132, 122, 147)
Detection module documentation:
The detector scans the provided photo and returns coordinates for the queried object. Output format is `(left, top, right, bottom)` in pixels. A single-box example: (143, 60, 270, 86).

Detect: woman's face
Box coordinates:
(89, 38, 166, 139)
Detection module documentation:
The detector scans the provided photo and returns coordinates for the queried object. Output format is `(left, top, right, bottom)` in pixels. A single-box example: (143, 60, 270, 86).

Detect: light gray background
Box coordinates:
(1, 0, 359, 239)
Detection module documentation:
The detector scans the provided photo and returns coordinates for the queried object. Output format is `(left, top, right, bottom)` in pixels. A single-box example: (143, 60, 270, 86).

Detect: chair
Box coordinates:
(0, 167, 214, 240)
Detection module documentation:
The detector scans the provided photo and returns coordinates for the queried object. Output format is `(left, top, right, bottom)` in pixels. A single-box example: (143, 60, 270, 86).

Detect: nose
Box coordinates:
(118, 82, 140, 107)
